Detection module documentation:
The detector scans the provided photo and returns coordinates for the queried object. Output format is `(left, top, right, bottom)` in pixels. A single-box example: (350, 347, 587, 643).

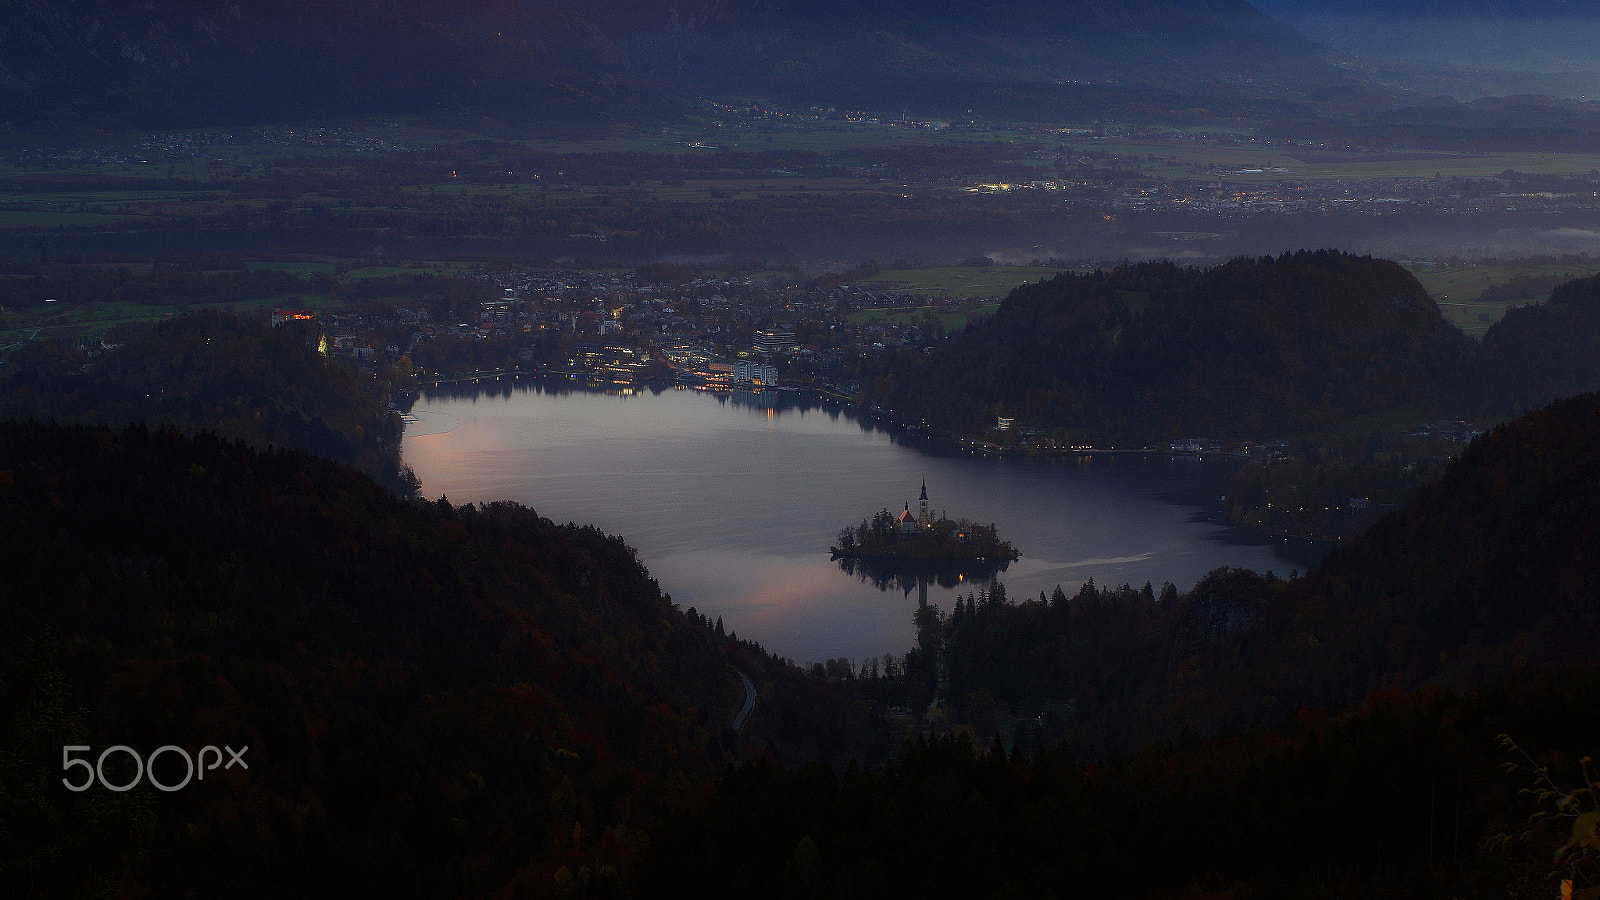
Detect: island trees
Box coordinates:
(832, 509, 1014, 564)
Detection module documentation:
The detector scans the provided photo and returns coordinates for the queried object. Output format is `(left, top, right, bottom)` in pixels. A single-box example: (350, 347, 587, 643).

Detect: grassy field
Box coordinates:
(1410, 260, 1600, 298)
(3, 124, 1599, 336)
(10, 122, 1600, 243)
(0, 300, 167, 345)
(248, 260, 337, 274)
(1336, 407, 1439, 440)
(507, 121, 1039, 155)
(860, 266, 1060, 297)
(0, 292, 346, 346)
(1432, 298, 1511, 338)
(0, 209, 132, 226)
(847, 300, 1002, 331)
(1080, 136, 1600, 181)
(1408, 259, 1600, 337)
(490, 123, 1600, 181)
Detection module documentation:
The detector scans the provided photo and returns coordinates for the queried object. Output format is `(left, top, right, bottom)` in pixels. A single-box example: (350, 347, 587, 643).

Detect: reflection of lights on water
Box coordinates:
(405, 387, 1299, 663)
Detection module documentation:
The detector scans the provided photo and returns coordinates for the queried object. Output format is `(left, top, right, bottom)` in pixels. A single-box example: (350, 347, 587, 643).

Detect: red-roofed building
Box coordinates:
(271, 309, 315, 326)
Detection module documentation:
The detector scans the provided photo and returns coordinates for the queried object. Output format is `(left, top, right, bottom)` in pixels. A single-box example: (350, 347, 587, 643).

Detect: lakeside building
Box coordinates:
(733, 359, 777, 385)
(753, 330, 797, 354)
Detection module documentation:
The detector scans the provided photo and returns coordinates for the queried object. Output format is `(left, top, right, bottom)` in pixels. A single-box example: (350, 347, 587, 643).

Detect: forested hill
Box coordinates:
(1290, 391, 1600, 687)
(0, 420, 875, 895)
(1142, 390, 1600, 733)
(0, 312, 414, 495)
(860, 250, 1486, 444)
(860, 250, 1600, 445)
(1482, 270, 1600, 414)
(885, 392, 1600, 759)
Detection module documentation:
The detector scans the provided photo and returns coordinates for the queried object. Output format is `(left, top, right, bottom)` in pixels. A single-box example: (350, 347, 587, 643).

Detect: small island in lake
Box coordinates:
(831, 480, 1019, 564)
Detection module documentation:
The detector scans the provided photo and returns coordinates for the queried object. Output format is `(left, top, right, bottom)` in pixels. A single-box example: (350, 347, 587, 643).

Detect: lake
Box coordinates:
(401, 380, 1318, 666)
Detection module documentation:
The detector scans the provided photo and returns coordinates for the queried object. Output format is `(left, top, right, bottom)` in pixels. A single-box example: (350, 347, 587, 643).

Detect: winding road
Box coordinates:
(732, 669, 756, 734)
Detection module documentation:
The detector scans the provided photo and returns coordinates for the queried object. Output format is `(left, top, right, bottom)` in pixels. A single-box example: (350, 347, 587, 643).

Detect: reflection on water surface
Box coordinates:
(402, 382, 1316, 664)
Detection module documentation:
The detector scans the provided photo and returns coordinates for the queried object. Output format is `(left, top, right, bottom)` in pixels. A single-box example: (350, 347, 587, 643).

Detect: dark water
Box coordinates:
(401, 380, 1320, 665)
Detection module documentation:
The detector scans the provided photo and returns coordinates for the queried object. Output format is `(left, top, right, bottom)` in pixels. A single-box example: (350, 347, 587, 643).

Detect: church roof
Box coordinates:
(896, 505, 917, 523)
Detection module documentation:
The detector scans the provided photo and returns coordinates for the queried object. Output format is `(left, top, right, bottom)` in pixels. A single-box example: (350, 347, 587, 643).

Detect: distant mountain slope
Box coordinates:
(0, 0, 1379, 128)
(0, 0, 666, 128)
(1253, 0, 1600, 74)
(554, 0, 1358, 108)
(859, 250, 1485, 444)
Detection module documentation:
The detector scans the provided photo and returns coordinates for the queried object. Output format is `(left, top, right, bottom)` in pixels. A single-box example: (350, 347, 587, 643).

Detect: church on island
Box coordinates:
(895, 480, 934, 533)
(833, 480, 1017, 563)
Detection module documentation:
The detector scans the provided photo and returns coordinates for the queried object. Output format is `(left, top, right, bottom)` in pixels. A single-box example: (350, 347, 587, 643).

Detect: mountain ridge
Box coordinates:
(1252, 0, 1600, 79)
(0, 0, 1380, 128)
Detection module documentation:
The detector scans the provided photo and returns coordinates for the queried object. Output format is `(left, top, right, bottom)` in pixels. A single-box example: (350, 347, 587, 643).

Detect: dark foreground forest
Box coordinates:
(1, 315, 1599, 897)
